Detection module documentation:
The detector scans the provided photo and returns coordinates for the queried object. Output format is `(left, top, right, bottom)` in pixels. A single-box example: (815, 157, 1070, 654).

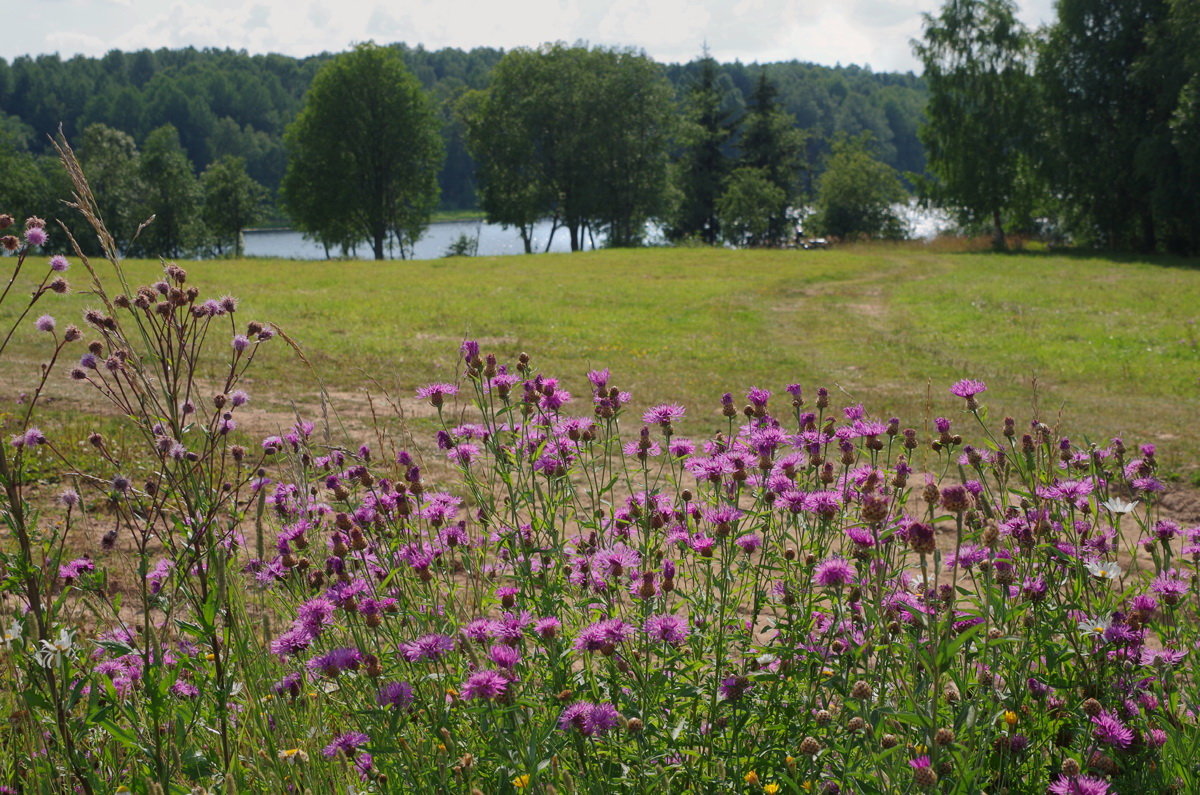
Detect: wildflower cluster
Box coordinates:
(3, 155, 1200, 793)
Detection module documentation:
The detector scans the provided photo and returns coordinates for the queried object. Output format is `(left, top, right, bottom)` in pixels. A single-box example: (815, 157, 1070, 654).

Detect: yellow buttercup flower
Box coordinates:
(744, 770, 760, 785)
(764, 785, 781, 794)
(512, 774, 531, 789)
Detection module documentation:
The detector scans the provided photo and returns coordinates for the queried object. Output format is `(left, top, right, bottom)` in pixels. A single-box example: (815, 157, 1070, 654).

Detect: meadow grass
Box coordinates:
(3, 244, 1198, 470)
(5, 222, 1200, 793)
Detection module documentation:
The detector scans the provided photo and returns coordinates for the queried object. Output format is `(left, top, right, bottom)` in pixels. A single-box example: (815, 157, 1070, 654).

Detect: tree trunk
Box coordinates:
(568, 223, 580, 252)
(373, 230, 386, 260)
(520, 225, 532, 254)
(991, 209, 1006, 251)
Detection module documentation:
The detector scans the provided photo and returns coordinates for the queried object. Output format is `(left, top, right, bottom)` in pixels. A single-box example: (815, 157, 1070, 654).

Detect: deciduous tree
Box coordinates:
(201, 155, 266, 256)
(913, 0, 1035, 249)
(281, 43, 443, 260)
(136, 124, 201, 258)
(809, 135, 906, 240)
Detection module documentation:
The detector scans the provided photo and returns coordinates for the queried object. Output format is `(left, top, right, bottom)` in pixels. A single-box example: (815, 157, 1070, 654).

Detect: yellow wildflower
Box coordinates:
(1004, 710, 1018, 727)
(512, 774, 531, 789)
(764, 785, 781, 794)
(744, 771, 760, 785)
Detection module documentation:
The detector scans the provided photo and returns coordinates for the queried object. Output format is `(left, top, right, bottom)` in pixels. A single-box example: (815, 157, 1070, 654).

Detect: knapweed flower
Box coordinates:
(401, 633, 455, 662)
(10, 427, 46, 448)
(24, 226, 48, 247)
(416, 382, 458, 408)
(534, 617, 561, 638)
(49, 254, 69, 271)
(735, 533, 762, 553)
(1151, 569, 1189, 605)
(1048, 774, 1110, 794)
(35, 314, 55, 333)
(573, 618, 634, 652)
(487, 644, 520, 668)
(322, 731, 369, 758)
(643, 614, 689, 646)
(1090, 710, 1133, 748)
(307, 647, 363, 677)
(813, 557, 856, 588)
(558, 701, 620, 736)
(950, 379, 987, 399)
(376, 681, 414, 710)
(909, 755, 936, 788)
(719, 675, 751, 702)
(643, 403, 686, 426)
(746, 387, 770, 409)
(460, 669, 508, 700)
(58, 557, 95, 582)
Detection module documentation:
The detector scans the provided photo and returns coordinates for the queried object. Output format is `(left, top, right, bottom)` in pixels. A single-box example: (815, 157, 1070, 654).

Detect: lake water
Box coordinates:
(243, 219, 598, 260)
(242, 203, 951, 261)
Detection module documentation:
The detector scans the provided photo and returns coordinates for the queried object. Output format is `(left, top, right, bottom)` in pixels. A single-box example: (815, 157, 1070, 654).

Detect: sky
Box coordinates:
(8, 0, 1058, 74)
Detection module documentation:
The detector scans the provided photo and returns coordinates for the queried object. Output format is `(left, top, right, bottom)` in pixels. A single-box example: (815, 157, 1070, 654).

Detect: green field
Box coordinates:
(4, 244, 1200, 471)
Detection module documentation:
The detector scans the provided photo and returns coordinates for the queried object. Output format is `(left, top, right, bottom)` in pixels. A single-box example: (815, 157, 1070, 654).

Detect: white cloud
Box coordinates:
(43, 31, 109, 58)
(1, 0, 1069, 72)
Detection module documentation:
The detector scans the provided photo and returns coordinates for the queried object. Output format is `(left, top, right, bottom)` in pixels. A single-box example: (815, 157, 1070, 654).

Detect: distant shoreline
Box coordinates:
(245, 214, 486, 234)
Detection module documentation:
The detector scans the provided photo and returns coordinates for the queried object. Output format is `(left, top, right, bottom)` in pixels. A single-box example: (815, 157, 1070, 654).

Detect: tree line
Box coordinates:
(0, 42, 927, 257)
(915, 0, 1200, 253)
(277, 42, 914, 259)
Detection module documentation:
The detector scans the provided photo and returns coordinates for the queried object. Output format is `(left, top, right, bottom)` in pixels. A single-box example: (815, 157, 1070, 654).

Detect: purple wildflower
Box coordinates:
(1090, 710, 1133, 748)
(487, 644, 521, 668)
(950, 379, 987, 398)
(559, 701, 620, 737)
(1151, 569, 1189, 605)
(49, 255, 69, 271)
(573, 618, 634, 653)
(746, 387, 771, 408)
(24, 226, 47, 246)
(643, 403, 686, 426)
(534, 617, 561, 638)
(376, 681, 414, 710)
(170, 680, 199, 698)
(11, 427, 46, 448)
(1048, 775, 1111, 795)
(58, 557, 95, 582)
(401, 633, 455, 662)
(232, 335, 250, 352)
(416, 382, 458, 407)
(323, 731, 369, 758)
(307, 647, 363, 677)
(643, 614, 689, 645)
(734, 533, 761, 553)
(813, 557, 855, 588)
(460, 669, 509, 700)
(719, 675, 752, 702)
(35, 314, 55, 333)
